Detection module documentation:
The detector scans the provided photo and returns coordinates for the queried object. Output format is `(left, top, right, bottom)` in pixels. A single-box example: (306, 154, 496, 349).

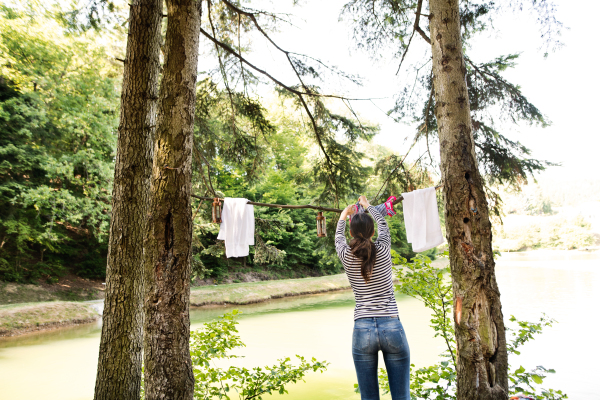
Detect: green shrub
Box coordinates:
(361, 252, 568, 400)
(141, 310, 328, 399)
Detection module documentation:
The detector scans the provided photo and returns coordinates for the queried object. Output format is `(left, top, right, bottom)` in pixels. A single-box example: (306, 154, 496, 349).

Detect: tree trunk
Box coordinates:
(94, 1, 162, 399)
(427, 0, 509, 399)
(142, 0, 201, 398)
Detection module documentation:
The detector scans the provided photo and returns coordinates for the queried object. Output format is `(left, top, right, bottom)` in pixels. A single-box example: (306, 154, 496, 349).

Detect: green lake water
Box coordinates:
(0, 251, 599, 399)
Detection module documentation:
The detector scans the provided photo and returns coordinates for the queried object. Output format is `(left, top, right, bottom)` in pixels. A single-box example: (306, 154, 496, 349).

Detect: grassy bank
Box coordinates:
(0, 274, 351, 337)
(0, 275, 105, 305)
(0, 301, 100, 337)
(190, 273, 351, 306)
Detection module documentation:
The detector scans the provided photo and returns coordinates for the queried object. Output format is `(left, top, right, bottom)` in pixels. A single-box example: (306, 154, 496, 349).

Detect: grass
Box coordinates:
(190, 273, 351, 306)
(0, 301, 100, 336)
(0, 279, 104, 305)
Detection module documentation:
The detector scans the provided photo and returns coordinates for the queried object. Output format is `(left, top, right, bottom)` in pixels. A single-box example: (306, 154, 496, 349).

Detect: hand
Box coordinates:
(340, 204, 356, 220)
(347, 204, 356, 216)
(358, 195, 370, 209)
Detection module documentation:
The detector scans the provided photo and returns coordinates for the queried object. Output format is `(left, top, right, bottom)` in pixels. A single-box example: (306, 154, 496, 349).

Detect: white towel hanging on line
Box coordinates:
(402, 187, 444, 253)
(217, 198, 255, 258)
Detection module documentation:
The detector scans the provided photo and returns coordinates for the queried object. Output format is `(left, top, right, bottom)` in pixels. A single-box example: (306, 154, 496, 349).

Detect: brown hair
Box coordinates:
(349, 213, 377, 283)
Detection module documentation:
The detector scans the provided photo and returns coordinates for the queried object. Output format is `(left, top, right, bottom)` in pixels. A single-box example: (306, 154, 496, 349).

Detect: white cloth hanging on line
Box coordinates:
(401, 187, 444, 253)
(217, 198, 255, 258)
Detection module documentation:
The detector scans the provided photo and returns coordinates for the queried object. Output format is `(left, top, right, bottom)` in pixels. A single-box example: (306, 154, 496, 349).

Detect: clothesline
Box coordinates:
(191, 184, 443, 213)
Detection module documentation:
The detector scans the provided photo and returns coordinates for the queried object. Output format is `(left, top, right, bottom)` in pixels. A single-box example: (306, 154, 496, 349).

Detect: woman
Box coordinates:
(335, 196, 410, 400)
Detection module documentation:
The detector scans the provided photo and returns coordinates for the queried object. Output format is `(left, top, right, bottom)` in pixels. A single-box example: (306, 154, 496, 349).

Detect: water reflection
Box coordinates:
(189, 289, 357, 324)
(495, 251, 600, 400)
(0, 321, 101, 349)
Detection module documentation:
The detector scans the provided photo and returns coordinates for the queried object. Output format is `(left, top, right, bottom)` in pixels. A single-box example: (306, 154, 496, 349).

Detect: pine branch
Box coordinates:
(198, 26, 338, 170)
(396, 0, 430, 74)
(197, 27, 372, 101)
(207, 1, 237, 132)
(221, 0, 362, 85)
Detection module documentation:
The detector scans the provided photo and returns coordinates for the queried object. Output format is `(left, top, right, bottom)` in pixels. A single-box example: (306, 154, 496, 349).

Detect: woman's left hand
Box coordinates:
(340, 204, 356, 220)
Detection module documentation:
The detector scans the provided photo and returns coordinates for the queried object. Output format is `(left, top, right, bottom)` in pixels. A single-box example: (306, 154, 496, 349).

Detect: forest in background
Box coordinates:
(0, 5, 434, 284)
(3, 1, 595, 284)
(493, 178, 599, 251)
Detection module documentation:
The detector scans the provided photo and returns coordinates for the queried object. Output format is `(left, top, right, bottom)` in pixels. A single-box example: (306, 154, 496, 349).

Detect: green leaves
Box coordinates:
(509, 364, 566, 400)
(343, 1, 559, 217)
(393, 251, 456, 356)
(0, 6, 119, 281)
(506, 314, 556, 355)
(370, 253, 568, 399)
(189, 310, 328, 400)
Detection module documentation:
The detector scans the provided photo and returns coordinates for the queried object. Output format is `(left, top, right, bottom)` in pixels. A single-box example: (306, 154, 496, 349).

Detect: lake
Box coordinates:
(0, 251, 598, 399)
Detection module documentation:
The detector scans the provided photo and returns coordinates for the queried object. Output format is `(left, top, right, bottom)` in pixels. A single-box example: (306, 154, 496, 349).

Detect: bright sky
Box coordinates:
(208, 0, 600, 182)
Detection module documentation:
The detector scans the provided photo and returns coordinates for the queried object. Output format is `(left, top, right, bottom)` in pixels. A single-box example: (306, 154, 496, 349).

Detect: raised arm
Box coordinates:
(358, 195, 391, 250)
(335, 204, 355, 262)
(368, 205, 391, 249)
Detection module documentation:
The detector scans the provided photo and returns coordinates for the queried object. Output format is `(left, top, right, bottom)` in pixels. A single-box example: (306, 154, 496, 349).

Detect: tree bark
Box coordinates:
(142, 0, 201, 398)
(94, 1, 162, 399)
(427, 0, 508, 399)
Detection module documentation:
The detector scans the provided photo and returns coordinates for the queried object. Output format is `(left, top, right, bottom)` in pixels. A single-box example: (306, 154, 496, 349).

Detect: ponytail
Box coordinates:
(349, 213, 377, 283)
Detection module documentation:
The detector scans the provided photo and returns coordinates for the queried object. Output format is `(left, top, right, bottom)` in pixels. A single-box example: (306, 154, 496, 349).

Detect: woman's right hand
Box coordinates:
(358, 195, 370, 209)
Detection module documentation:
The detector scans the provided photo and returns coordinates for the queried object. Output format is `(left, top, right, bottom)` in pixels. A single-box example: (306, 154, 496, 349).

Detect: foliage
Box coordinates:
(193, 0, 382, 208)
(0, 2, 437, 283)
(495, 215, 594, 252)
(393, 252, 455, 357)
(189, 86, 430, 281)
(188, 310, 328, 400)
(366, 252, 568, 399)
(342, 0, 562, 215)
(0, 5, 120, 282)
(524, 193, 554, 216)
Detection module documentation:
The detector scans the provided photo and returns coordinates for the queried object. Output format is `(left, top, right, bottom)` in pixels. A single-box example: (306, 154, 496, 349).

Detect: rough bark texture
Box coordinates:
(94, 1, 162, 399)
(143, 0, 201, 398)
(427, 0, 508, 399)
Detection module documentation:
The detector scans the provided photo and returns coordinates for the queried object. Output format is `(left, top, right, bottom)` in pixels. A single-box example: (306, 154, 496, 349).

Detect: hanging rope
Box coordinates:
(191, 184, 443, 214)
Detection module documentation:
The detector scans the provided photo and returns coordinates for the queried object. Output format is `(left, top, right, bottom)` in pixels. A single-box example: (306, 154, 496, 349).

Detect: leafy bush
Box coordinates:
(142, 310, 328, 399)
(362, 252, 568, 400)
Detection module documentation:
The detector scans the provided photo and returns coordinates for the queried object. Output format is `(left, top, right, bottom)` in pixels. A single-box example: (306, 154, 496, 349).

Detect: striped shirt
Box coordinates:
(335, 205, 399, 320)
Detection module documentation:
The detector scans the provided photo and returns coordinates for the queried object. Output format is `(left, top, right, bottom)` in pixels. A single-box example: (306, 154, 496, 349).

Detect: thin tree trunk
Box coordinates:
(427, 0, 508, 398)
(143, 0, 201, 398)
(94, 1, 162, 399)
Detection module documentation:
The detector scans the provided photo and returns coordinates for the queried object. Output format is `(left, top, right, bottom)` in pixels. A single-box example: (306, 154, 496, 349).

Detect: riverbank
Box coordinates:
(189, 273, 351, 306)
(0, 273, 352, 337)
(0, 274, 105, 305)
(9, 251, 577, 337)
(0, 301, 100, 337)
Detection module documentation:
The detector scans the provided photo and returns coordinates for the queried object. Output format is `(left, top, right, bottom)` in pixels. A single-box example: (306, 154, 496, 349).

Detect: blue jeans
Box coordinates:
(352, 316, 410, 400)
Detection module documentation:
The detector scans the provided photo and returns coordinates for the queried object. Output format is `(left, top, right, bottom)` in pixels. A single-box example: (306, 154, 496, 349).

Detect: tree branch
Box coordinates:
(198, 32, 368, 101)
(192, 185, 443, 213)
(415, 24, 431, 44)
(198, 26, 339, 170)
(415, 0, 431, 45)
(371, 139, 418, 203)
(207, 1, 237, 132)
(395, 0, 429, 74)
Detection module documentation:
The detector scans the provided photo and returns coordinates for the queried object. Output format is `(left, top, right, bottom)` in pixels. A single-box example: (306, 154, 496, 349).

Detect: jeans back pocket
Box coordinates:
(381, 328, 406, 353)
(352, 328, 372, 352)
